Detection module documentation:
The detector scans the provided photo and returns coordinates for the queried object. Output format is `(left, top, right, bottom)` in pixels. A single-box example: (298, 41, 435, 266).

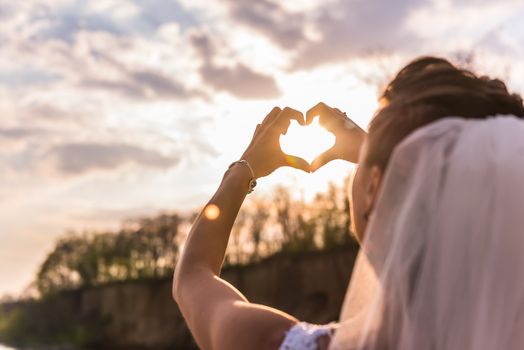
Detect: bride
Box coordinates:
(172, 57, 524, 349)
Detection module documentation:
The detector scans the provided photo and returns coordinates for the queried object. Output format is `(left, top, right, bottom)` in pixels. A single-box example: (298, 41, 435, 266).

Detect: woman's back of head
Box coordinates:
(365, 56, 524, 171)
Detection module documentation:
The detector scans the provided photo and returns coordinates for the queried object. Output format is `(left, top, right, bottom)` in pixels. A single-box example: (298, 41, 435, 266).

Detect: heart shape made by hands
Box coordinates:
(279, 116, 336, 164)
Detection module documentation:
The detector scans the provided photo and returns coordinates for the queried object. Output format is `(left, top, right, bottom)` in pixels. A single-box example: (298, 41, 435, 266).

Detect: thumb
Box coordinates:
(283, 155, 311, 173)
(311, 148, 337, 172)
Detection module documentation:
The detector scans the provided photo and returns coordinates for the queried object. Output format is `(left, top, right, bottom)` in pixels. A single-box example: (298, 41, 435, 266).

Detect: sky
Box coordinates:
(1, 0, 524, 297)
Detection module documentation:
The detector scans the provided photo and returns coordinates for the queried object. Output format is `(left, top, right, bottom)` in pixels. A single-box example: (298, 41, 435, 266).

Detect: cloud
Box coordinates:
(47, 142, 180, 175)
(0, 3, 202, 102)
(0, 1, 285, 102)
(20, 102, 83, 123)
(190, 30, 281, 99)
(290, 0, 426, 69)
(200, 64, 281, 99)
(0, 127, 45, 139)
(80, 68, 202, 100)
(63, 36, 205, 101)
(0, 67, 61, 88)
(129, 0, 197, 31)
(225, 0, 306, 48)
(182, 0, 424, 70)
(211, 0, 524, 70)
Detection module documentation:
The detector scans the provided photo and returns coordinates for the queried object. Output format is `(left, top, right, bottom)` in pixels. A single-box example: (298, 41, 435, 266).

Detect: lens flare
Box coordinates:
(204, 204, 220, 220)
(280, 116, 336, 164)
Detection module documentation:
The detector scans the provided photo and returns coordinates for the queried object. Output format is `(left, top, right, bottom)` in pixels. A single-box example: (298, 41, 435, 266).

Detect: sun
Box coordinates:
(279, 116, 336, 164)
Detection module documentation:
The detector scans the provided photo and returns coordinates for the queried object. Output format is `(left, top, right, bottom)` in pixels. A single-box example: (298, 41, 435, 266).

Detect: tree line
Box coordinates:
(36, 180, 357, 296)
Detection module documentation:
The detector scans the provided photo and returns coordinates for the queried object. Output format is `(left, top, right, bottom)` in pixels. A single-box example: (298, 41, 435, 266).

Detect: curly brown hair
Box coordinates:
(365, 56, 524, 170)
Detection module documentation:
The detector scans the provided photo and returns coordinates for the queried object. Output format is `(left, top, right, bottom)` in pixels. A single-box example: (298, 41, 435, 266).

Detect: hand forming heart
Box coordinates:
(240, 103, 367, 179)
(304, 102, 367, 171)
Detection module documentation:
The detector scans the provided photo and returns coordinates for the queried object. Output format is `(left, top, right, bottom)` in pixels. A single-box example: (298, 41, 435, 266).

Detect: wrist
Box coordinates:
(225, 161, 257, 193)
(239, 153, 262, 179)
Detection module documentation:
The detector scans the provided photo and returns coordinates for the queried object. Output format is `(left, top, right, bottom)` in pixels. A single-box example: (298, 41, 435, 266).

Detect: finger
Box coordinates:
(262, 106, 282, 125)
(273, 107, 305, 134)
(311, 147, 337, 172)
(278, 106, 305, 125)
(252, 123, 261, 137)
(306, 102, 329, 125)
(282, 154, 311, 173)
(281, 119, 291, 135)
(312, 104, 348, 131)
(333, 108, 350, 121)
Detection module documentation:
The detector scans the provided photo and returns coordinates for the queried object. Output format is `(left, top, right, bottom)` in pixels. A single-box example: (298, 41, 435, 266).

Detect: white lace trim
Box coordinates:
(279, 322, 337, 350)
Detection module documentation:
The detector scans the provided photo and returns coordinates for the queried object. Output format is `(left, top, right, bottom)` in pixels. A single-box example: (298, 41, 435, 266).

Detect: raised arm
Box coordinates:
(173, 107, 310, 350)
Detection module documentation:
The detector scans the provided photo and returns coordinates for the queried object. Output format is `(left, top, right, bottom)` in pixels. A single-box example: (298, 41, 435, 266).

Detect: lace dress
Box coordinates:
(279, 322, 337, 350)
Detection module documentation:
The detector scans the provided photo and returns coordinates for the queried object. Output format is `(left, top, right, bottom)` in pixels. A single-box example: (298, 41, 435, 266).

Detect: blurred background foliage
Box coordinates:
(34, 179, 355, 297)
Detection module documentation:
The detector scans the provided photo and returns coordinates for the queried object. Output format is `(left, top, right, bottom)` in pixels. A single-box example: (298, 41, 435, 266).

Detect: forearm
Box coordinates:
(175, 164, 252, 283)
(172, 107, 310, 350)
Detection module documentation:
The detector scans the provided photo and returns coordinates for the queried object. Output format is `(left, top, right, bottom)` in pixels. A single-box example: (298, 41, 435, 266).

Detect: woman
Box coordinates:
(173, 57, 524, 349)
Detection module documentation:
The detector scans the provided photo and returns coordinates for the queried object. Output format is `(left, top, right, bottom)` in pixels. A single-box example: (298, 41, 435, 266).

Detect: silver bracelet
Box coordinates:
(228, 160, 257, 194)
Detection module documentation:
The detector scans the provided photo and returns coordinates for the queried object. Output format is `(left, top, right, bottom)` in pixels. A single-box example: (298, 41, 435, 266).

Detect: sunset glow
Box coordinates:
(280, 117, 336, 164)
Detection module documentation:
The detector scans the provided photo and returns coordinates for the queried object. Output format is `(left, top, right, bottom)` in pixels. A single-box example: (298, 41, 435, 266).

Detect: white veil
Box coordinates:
(330, 115, 524, 350)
